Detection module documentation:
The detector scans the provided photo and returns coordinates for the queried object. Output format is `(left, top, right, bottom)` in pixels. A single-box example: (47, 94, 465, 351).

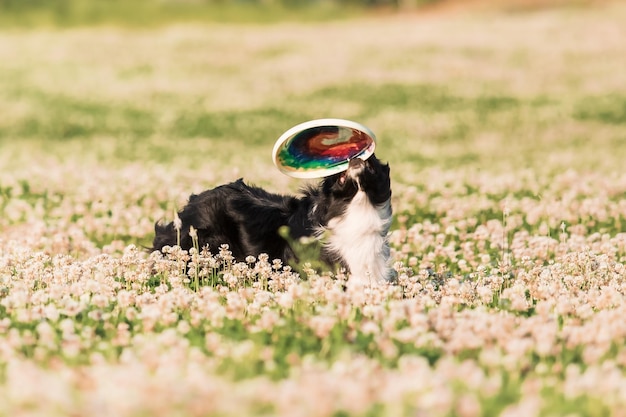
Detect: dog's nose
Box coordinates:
(348, 158, 365, 169)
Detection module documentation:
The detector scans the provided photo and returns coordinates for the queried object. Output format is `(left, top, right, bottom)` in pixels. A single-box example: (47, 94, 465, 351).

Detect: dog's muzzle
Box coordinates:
(346, 158, 365, 177)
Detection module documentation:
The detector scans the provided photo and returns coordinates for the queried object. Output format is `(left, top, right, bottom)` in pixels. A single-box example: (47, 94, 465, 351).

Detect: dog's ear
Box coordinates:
(366, 154, 390, 173)
(361, 156, 391, 205)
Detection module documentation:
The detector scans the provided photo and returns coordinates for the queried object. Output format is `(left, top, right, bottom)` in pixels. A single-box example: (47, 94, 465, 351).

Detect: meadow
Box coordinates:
(1, 2, 626, 415)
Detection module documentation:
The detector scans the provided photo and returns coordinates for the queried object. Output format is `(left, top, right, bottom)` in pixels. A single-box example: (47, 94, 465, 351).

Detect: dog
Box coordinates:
(152, 154, 394, 284)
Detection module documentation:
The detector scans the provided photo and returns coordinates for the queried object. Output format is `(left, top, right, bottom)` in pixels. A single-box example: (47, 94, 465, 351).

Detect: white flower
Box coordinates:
(173, 211, 182, 231)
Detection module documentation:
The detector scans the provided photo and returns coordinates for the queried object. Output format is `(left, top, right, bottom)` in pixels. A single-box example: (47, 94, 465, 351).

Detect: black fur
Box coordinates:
(152, 154, 391, 270)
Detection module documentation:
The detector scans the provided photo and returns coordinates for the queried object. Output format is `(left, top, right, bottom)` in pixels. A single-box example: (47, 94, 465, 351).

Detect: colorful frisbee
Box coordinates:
(272, 119, 376, 178)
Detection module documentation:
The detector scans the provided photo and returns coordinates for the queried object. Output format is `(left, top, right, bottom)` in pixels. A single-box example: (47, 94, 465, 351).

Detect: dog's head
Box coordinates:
(322, 154, 391, 206)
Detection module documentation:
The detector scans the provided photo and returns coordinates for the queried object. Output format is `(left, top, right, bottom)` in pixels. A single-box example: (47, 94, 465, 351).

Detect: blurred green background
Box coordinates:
(1, 0, 624, 180)
(0, 0, 605, 26)
(0, 0, 428, 26)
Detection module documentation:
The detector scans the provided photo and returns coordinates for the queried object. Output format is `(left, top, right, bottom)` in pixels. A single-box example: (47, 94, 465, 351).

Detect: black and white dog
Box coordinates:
(152, 155, 393, 284)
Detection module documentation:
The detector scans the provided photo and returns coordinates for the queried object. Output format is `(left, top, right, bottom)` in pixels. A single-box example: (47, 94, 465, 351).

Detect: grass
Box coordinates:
(0, 0, 363, 27)
(1, 2, 626, 416)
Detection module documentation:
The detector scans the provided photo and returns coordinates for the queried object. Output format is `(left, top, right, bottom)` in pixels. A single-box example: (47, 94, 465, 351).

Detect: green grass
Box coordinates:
(574, 94, 626, 125)
(2, 79, 624, 171)
(0, 0, 363, 27)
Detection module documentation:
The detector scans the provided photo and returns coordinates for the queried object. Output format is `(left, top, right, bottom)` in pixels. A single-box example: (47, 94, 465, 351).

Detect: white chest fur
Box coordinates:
(325, 191, 393, 284)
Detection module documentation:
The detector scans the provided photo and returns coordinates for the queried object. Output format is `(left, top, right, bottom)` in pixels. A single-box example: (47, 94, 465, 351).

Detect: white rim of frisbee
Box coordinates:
(272, 118, 377, 179)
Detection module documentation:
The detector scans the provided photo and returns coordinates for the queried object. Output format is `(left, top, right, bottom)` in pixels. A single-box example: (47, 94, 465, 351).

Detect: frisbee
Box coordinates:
(272, 119, 376, 178)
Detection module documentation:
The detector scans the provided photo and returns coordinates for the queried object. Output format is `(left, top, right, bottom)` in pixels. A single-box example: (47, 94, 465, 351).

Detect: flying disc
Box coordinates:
(272, 119, 377, 178)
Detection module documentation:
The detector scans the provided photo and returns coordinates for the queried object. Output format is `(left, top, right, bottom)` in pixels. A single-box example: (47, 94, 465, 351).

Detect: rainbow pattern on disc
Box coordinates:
(272, 119, 377, 178)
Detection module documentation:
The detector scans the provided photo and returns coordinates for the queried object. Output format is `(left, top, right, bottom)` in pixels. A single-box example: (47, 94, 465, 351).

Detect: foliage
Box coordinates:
(0, 0, 364, 27)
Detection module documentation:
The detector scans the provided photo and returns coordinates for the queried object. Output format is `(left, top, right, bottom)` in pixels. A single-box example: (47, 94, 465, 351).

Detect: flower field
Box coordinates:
(2, 3, 626, 416)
